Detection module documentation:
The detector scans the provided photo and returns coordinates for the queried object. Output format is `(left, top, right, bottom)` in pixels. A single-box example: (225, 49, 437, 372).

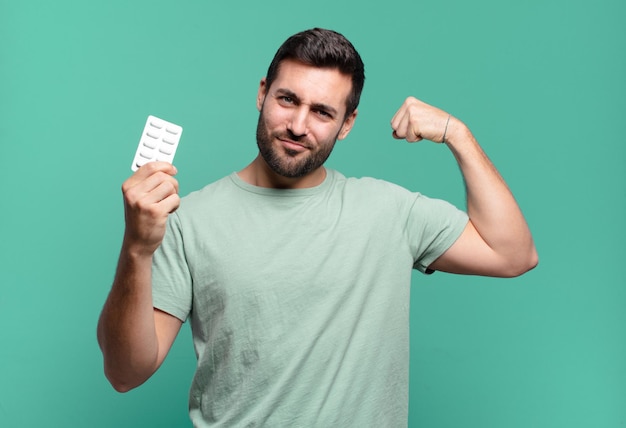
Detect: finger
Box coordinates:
(160, 193, 181, 214)
(390, 108, 402, 130)
(134, 175, 179, 206)
(124, 173, 179, 210)
(146, 179, 179, 205)
(390, 105, 407, 135)
(408, 121, 423, 143)
(390, 108, 407, 139)
(143, 161, 178, 175)
(398, 112, 414, 140)
(392, 118, 423, 143)
(148, 171, 179, 195)
(390, 96, 417, 124)
(124, 164, 179, 195)
(124, 162, 178, 191)
(136, 171, 179, 197)
(400, 107, 423, 143)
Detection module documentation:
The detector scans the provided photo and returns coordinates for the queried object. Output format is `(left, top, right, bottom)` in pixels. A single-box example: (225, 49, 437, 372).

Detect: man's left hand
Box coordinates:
(390, 96, 450, 143)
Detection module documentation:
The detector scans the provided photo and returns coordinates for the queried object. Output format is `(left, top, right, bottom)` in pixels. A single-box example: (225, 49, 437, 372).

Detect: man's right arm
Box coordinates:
(97, 162, 182, 392)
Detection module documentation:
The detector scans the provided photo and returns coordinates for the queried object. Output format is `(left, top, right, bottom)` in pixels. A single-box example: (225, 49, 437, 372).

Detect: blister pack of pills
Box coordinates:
(131, 115, 183, 171)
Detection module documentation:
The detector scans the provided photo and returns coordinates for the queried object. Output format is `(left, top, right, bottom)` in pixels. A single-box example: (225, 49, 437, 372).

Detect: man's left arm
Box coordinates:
(391, 97, 538, 277)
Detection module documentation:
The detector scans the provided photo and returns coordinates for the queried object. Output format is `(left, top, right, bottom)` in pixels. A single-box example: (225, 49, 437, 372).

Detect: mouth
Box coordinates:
(278, 137, 310, 154)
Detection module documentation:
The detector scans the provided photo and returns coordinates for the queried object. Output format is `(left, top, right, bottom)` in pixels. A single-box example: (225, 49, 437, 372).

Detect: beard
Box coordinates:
(256, 109, 339, 178)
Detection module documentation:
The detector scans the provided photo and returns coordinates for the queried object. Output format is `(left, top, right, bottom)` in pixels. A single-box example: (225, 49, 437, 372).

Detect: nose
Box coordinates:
(288, 107, 308, 138)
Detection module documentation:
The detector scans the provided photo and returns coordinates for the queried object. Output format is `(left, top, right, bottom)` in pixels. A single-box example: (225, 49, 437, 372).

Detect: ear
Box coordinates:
(338, 109, 358, 140)
(256, 78, 267, 111)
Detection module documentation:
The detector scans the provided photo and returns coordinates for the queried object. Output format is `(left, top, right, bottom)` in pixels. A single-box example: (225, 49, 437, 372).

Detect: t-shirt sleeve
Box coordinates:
(406, 193, 469, 274)
(151, 212, 193, 322)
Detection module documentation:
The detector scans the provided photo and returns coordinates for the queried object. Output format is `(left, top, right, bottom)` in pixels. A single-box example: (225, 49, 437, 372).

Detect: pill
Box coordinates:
(142, 139, 157, 149)
(132, 115, 182, 171)
(159, 146, 173, 155)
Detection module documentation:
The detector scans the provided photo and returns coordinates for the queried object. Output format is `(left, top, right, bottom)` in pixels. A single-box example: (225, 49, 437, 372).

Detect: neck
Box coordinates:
(238, 155, 327, 189)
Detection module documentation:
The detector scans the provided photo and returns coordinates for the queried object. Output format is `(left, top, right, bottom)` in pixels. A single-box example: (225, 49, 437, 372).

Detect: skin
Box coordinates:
(97, 59, 537, 392)
(389, 97, 538, 276)
(97, 161, 182, 392)
(240, 59, 357, 188)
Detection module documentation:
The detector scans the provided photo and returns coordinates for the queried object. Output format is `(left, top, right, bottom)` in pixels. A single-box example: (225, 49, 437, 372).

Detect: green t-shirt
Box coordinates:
(152, 169, 468, 427)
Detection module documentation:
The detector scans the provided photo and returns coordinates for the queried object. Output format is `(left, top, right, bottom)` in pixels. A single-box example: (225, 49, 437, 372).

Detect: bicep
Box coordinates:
(154, 308, 184, 369)
(428, 221, 511, 277)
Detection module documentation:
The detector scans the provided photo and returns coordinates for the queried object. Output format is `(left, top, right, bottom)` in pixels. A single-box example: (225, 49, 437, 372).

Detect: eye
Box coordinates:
(314, 109, 332, 119)
(278, 96, 294, 104)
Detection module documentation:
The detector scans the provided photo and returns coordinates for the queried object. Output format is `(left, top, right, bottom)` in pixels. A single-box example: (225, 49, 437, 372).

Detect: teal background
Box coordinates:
(1, 0, 624, 426)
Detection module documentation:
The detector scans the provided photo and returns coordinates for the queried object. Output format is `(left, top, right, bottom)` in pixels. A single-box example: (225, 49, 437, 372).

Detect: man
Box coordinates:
(98, 28, 537, 426)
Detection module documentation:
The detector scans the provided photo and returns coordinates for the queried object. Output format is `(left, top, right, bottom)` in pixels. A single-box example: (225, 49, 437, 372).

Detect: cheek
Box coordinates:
(263, 106, 288, 130)
(316, 123, 343, 144)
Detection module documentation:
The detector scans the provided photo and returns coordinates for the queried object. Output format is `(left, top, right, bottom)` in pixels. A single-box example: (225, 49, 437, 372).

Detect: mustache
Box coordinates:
(276, 130, 312, 148)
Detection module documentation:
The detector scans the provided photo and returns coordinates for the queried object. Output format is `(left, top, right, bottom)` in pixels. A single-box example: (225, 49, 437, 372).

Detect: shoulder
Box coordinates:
(329, 169, 419, 202)
(329, 169, 465, 218)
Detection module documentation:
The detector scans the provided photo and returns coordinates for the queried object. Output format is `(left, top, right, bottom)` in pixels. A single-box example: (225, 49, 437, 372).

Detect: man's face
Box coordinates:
(256, 59, 357, 178)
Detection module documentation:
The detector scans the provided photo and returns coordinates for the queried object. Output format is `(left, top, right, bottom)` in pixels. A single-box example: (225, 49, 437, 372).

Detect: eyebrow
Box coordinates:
(274, 88, 339, 117)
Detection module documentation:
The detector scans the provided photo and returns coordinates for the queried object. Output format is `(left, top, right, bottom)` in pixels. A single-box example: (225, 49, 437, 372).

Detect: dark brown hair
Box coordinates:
(264, 28, 365, 118)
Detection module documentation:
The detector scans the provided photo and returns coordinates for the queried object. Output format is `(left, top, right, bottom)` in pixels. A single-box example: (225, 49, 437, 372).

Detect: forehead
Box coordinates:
(271, 59, 353, 112)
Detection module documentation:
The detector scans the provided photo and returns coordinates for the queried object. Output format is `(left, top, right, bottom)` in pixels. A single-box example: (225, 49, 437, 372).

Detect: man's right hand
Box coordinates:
(121, 162, 180, 256)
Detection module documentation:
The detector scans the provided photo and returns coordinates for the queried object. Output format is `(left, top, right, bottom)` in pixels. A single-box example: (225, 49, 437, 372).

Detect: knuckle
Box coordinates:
(170, 194, 181, 209)
(163, 181, 176, 195)
(134, 198, 150, 212)
(157, 175, 177, 192)
(121, 178, 134, 194)
(123, 187, 139, 206)
(144, 161, 160, 173)
(167, 177, 180, 193)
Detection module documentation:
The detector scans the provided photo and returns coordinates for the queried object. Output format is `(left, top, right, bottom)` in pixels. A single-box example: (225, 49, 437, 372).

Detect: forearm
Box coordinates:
(97, 241, 159, 392)
(445, 119, 538, 274)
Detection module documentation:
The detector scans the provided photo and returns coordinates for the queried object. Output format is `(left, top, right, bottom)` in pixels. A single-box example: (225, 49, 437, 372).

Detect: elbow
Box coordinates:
(105, 369, 143, 393)
(103, 363, 149, 393)
(97, 327, 158, 393)
(98, 338, 142, 393)
(503, 248, 539, 278)
(528, 248, 539, 271)
(108, 373, 134, 393)
(111, 381, 134, 394)
(522, 246, 540, 274)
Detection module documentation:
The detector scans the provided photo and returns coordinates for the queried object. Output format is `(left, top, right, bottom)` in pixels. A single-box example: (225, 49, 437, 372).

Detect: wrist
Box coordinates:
(442, 117, 473, 148)
(121, 234, 158, 261)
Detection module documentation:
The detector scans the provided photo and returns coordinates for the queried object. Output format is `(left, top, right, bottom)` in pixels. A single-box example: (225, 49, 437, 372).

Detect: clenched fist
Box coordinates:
(121, 162, 180, 256)
(390, 97, 452, 143)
